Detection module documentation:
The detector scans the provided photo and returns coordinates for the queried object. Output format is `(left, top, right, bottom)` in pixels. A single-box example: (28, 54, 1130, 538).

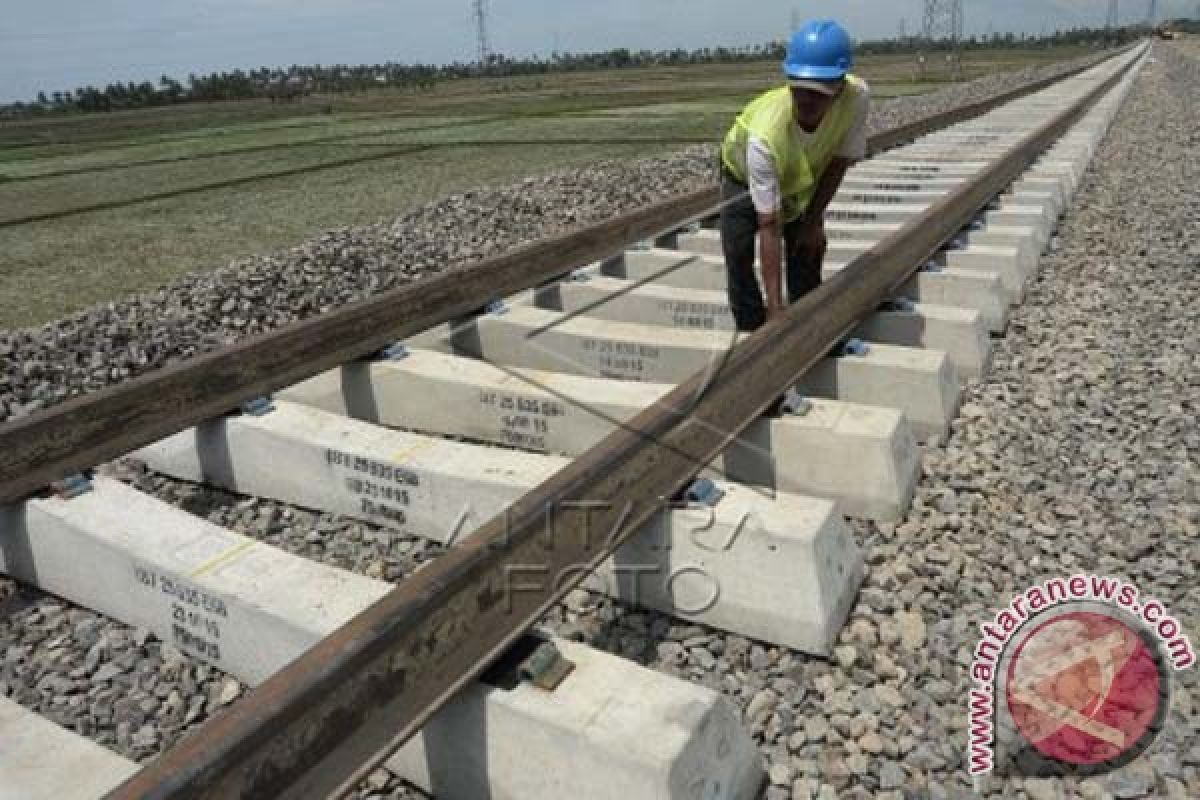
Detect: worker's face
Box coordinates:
(792, 84, 841, 133)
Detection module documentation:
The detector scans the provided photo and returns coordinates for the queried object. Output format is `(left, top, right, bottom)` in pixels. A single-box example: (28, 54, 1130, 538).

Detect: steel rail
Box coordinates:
(0, 50, 1126, 507)
(105, 46, 1142, 800)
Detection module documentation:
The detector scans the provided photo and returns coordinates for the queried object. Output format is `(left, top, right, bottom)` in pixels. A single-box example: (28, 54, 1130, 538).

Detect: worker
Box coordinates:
(719, 19, 870, 332)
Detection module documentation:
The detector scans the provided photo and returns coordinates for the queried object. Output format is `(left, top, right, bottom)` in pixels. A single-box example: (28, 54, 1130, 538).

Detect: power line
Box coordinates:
(919, 0, 963, 80)
(472, 0, 491, 67)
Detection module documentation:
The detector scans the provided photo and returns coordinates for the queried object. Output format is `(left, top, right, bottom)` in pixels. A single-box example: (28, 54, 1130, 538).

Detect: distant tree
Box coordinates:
(10, 27, 1127, 117)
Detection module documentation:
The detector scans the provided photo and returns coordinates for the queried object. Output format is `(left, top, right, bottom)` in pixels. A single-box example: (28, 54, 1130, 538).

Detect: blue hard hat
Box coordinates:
(783, 20, 854, 81)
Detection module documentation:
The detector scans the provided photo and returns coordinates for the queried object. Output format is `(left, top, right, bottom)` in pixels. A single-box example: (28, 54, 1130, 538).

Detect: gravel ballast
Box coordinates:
(4, 45, 1195, 800)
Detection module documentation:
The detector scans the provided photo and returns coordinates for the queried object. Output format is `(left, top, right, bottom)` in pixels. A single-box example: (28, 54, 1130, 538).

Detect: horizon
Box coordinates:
(2, 0, 1191, 104)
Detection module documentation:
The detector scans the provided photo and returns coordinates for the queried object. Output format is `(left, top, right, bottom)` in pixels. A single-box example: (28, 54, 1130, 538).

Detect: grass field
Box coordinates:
(0, 46, 1098, 329)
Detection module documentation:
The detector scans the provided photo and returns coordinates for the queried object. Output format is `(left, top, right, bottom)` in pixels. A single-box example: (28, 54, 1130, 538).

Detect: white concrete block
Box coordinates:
(675, 220, 1040, 271)
(794, 343, 959, 442)
(825, 201, 1054, 241)
(540, 276, 989, 380)
(854, 160, 987, 175)
(1, 477, 391, 685)
(0, 697, 138, 800)
(136, 402, 865, 654)
(850, 303, 990, 380)
(836, 182, 1062, 219)
(834, 188, 944, 207)
(281, 351, 921, 521)
(391, 638, 764, 800)
(670, 231, 728, 259)
(622, 244, 1010, 333)
(826, 262, 1009, 334)
(988, 202, 1056, 235)
(828, 240, 1030, 301)
(1, 480, 766, 800)
(839, 176, 964, 191)
(425, 306, 958, 440)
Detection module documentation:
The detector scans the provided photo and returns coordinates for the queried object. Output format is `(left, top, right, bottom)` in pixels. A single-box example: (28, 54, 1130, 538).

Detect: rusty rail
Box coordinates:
(104, 46, 1142, 800)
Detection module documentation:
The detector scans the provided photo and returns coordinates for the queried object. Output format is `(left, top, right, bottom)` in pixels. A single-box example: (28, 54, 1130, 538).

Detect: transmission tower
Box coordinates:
(1145, 0, 1157, 27)
(919, 0, 963, 80)
(473, 0, 491, 67)
(1106, 0, 1120, 30)
(791, 8, 801, 34)
(898, 18, 908, 41)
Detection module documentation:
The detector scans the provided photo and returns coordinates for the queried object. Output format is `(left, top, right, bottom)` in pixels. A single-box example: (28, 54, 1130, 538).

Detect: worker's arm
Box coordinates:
(757, 211, 785, 317)
(746, 138, 787, 319)
(791, 156, 853, 258)
(807, 157, 853, 219)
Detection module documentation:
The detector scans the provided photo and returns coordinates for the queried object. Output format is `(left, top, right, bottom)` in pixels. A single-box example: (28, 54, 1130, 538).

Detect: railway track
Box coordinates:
(0, 44, 1147, 800)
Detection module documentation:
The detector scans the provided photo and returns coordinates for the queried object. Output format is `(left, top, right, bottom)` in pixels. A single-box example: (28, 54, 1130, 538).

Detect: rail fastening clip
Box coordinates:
(518, 641, 575, 691)
(240, 396, 275, 417)
(838, 338, 870, 357)
(781, 389, 813, 417)
(378, 343, 411, 361)
(51, 472, 94, 500)
(684, 477, 726, 507)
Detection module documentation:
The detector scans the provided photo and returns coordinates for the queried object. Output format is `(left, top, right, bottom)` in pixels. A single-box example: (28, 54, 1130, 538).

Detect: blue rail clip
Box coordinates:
(781, 389, 812, 416)
(485, 299, 509, 316)
(684, 478, 725, 507)
(240, 396, 275, 416)
(378, 343, 410, 361)
(52, 473, 93, 500)
(839, 338, 870, 357)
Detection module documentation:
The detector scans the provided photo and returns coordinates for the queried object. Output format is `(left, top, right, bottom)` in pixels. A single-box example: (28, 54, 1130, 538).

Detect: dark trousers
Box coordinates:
(719, 170, 824, 332)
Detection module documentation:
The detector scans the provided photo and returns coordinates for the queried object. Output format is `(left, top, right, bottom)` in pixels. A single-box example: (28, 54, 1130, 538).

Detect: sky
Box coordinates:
(2, 0, 1194, 102)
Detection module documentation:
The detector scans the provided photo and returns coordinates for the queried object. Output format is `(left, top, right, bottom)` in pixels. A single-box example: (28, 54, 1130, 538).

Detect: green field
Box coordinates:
(0, 46, 1098, 329)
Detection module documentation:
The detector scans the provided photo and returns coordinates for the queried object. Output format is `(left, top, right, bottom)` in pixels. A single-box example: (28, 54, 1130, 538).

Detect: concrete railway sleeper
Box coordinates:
(0, 45, 1148, 800)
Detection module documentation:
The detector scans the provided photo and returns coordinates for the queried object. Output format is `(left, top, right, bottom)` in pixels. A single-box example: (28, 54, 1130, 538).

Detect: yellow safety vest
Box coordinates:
(721, 75, 866, 222)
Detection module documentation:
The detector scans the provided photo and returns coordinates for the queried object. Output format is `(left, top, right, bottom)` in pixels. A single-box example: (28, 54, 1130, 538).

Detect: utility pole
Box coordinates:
(1145, 0, 1157, 28)
(919, 0, 963, 80)
(473, 0, 491, 68)
(898, 18, 908, 42)
(791, 8, 801, 34)
(1105, 0, 1120, 46)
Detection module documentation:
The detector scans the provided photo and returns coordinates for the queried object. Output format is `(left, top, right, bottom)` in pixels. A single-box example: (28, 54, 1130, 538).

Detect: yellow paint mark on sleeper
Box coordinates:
(190, 539, 257, 579)
(392, 438, 436, 464)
